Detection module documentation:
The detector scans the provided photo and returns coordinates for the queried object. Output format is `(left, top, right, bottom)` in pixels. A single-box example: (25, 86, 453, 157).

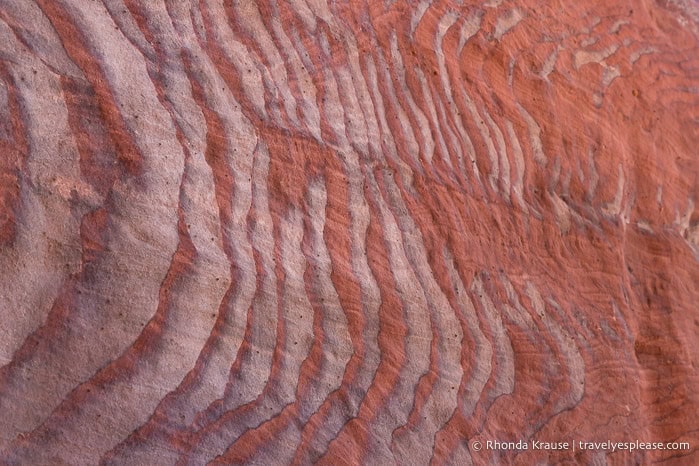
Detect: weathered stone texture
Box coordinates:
(0, 0, 697, 464)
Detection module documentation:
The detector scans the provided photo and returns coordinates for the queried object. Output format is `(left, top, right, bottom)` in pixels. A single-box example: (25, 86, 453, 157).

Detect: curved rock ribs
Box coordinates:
(0, 0, 697, 464)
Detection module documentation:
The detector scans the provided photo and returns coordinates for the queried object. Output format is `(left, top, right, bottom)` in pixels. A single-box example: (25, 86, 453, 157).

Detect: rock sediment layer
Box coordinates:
(0, 0, 697, 464)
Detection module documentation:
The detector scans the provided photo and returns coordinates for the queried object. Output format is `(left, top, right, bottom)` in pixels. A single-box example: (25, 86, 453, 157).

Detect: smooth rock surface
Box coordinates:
(0, 0, 697, 464)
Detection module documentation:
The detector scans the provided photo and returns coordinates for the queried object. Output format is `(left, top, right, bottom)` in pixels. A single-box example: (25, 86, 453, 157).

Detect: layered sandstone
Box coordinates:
(0, 0, 698, 464)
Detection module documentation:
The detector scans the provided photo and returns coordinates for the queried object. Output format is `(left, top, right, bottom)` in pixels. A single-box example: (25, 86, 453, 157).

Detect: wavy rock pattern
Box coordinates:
(0, 0, 698, 464)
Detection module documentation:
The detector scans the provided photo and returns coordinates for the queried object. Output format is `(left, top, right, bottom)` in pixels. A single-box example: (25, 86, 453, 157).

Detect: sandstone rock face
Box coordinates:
(0, 1, 698, 464)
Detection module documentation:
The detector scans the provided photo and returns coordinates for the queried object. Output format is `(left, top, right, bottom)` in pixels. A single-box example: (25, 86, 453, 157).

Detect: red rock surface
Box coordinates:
(0, 0, 698, 464)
